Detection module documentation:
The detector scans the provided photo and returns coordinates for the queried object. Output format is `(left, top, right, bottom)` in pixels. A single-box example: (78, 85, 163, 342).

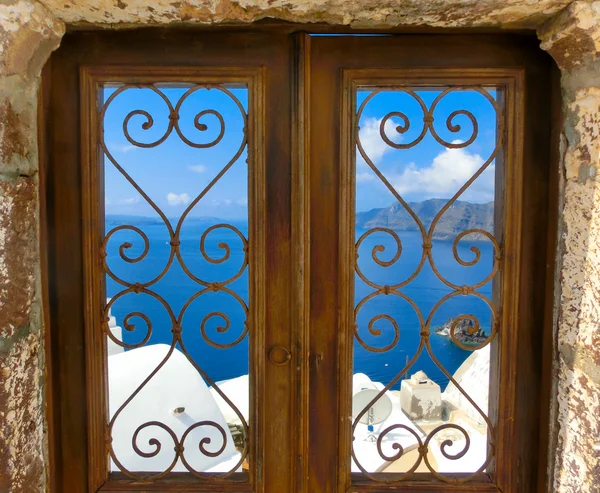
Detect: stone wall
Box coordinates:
(540, 3, 600, 490)
(0, 1, 598, 492)
(0, 2, 64, 492)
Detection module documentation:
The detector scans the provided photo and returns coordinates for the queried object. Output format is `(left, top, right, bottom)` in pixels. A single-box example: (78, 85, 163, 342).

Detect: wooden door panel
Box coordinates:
(307, 34, 554, 493)
(45, 30, 295, 493)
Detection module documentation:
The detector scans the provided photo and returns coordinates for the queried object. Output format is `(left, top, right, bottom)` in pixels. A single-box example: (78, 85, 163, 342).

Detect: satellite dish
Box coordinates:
(352, 389, 393, 425)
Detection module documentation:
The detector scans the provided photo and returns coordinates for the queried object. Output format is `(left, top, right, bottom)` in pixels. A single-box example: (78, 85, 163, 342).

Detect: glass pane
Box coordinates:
(101, 83, 250, 480)
(351, 86, 501, 480)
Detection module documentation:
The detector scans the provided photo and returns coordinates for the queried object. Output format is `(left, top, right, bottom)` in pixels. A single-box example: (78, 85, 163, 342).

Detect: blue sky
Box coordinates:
(102, 86, 498, 219)
(103, 86, 249, 220)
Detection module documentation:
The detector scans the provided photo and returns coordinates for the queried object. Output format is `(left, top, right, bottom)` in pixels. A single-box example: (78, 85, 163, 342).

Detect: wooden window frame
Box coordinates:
(39, 28, 560, 493)
(81, 66, 266, 490)
(339, 69, 521, 490)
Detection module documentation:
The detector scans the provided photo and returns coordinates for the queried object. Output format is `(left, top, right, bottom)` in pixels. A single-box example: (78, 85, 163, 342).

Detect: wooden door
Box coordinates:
(305, 34, 555, 493)
(44, 30, 298, 493)
(43, 30, 555, 493)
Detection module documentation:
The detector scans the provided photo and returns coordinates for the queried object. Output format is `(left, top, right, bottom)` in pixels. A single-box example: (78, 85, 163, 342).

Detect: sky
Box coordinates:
(355, 89, 498, 212)
(102, 86, 499, 219)
(103, 86, 249, 220)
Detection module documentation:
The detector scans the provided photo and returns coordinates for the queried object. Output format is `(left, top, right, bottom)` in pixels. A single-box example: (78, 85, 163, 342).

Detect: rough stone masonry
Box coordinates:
(0, 0, 599, 492)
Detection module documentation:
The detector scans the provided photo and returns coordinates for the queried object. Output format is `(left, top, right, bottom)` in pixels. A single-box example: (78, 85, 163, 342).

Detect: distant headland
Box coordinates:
(355, 199, 494, 241)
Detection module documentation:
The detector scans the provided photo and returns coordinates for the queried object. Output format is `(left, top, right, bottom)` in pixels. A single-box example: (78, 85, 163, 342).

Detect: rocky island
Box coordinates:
(435, 317, 488, 346)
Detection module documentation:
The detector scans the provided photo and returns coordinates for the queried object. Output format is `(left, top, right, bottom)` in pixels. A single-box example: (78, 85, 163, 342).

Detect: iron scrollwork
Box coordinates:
(352, 86, 503, 482)
(100, 83, 249, 482)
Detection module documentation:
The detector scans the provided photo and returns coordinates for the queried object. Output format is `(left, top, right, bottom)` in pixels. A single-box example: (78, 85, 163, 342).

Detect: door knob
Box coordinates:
(268, 345, 291, 365)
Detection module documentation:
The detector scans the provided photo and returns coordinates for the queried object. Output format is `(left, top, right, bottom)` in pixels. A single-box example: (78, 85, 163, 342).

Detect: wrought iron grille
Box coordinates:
(99, 82, 250, 482)
(351, 86, 503, 483)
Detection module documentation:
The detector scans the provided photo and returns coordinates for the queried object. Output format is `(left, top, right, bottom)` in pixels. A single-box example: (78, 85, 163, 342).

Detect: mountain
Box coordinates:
(355, 199, 494, 240)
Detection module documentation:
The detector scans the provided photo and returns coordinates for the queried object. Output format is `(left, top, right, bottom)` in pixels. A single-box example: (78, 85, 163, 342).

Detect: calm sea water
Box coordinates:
(354, 228, 493, 388)
(106, 219, 493, 390)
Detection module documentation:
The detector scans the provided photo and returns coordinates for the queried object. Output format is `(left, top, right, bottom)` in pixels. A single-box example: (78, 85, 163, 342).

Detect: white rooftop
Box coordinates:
(108, 344, 240, 474)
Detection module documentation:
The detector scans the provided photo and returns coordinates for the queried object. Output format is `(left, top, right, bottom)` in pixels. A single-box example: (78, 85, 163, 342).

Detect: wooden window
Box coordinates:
(42, 30, 557, 493)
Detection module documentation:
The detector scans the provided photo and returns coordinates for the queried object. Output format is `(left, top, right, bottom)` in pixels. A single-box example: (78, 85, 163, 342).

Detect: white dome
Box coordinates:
(108, 344, 239, 474)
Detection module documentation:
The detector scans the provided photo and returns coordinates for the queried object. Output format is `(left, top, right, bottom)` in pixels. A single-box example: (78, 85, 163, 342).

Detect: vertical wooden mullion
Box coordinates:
(248, 67, 266, 493)
(260, 34, 295, 493)
(80, 67, 109, 492)
(291, 31, 311, 493)
(307, 38, 342, 493)
(338, 71, 357, 493)
(486, 81, 506, 484)
(48, 39, 90, 492)
(493, 75, 524, 491)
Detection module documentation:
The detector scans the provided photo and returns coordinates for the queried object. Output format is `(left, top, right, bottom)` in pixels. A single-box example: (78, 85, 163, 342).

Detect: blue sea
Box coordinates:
(106, 218, 493, 390)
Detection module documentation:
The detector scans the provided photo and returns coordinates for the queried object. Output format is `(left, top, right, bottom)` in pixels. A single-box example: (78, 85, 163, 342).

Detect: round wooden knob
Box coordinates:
(268, 345, 292, 365)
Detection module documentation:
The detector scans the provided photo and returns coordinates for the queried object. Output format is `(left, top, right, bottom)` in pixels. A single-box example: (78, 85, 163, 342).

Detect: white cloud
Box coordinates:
(356, 171, 376, 183)
(188, 164, 207, 173)
(390, 146, 494, 203)
(117, 196, 141, 205)
(111, 143, 137, 153)
(357, 116, 400, 165)
(211, 197, 248, 207)
(166, 192, 191, 206)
